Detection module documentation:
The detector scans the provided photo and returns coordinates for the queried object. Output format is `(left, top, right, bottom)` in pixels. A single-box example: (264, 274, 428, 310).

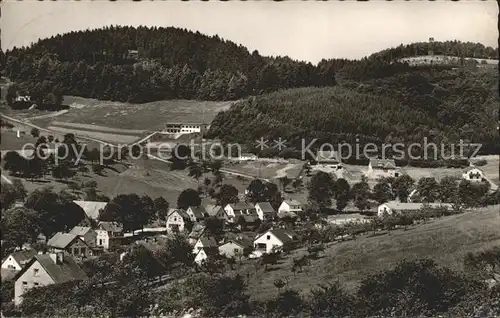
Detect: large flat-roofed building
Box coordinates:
(164, 122, 208, 134)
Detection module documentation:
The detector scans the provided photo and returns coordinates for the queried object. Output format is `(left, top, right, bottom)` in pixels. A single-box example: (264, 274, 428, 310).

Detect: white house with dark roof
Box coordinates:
(194, 247, 220, 265)
(253, 228, 297, 253)
(166, 209, 191, 234)
(462, 166, 485, 182)
(13, 252, 87, 305)
(1, 250, 37, 281)
(377, 201, 453, 218)
(73, 200, 108, 220)
(367, 159, 399, 179)
(277, 200, 303, 218)
(186, 206, 206, 222)
(254, 202, 276, 221)
(96, 221, 123, 250)
(193, 235, 218, 254)
(47, 233, 90, 258)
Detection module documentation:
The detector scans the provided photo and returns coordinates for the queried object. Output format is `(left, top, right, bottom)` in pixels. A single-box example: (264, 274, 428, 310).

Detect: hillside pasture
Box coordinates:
(48, 96, 235, 131)
(242, 205, 500, 300)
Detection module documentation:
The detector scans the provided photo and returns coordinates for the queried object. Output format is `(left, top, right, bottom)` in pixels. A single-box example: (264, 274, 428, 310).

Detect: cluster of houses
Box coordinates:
(165, 199, 304, 234)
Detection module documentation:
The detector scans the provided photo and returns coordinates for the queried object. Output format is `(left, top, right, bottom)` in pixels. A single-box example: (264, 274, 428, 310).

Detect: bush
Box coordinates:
(473, 159, 487, 166)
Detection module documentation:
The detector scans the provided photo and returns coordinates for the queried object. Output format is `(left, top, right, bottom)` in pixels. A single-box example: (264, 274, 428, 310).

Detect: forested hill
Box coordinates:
(207, 67, 499, 155)
(0, 26, 336, 103)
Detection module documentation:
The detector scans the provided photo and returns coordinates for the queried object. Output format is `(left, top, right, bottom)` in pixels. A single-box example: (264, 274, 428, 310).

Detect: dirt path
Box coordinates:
(219, 168, 270, 182)
(24, 109, 69, 121)
(274, 163, 296, 179)
(1, 174, 13, 185)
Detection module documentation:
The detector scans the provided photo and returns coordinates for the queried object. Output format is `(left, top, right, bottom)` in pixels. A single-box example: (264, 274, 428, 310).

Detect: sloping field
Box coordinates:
(224, 161, 304, 180)
(243, 205, 500, 300)
(50, 96, 234, 131)
(46, 126, 140, 144)
(51, 121, 148, 135)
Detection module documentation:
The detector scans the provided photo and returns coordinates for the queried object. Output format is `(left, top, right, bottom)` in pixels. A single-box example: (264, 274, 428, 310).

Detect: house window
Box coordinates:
(266, 235, 271, 240)
(33, 268, 39, 276)
(99, 239, 103, 245)
(234, 248, 239, 253)
(22, 281, 28, 290)
(7, 264, 15, 269)
(81, 248, 86, 255)
(174, 217, 178, 222)
(34, 282, 39, 287)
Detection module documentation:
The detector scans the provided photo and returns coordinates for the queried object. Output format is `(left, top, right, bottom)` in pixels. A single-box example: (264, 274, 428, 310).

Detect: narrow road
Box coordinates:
(23, 109, 69, 121)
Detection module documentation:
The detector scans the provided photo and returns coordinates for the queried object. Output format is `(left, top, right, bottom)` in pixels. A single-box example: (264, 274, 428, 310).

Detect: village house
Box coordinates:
(366, 159, 399, 179)
(462, 166, 485, 182)
(96, 221, 123, 250)
(73, 200, 108, 221)
(205, 204, 226, 220)
(254, 202, 276, 221)
(166, 209, 191, 234)
(194, 247, 220, 265)
(13, 252, 87, 305)
(193, 235, 218, 254)
(253, 228, 297, 254)
(218, 239, 251, 259)
(69, 226, 97, 247)
(277, 199, 303, 218)
(186, 206, 207, 222)
(224, 202, 256, 223)
(47, 232, 90, 258)
(1, 250, 37, 281)
(377, 201, 453, 218)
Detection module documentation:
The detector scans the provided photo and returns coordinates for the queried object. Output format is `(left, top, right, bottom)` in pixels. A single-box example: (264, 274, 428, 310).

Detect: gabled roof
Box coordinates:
(47, 233, 82, 249)
(188, 206, 206, 219)
(198, 236, 218, 248)
(205, 204, 223, 217)
(168, 209, 190, 221)
(255, 228, 296, 244)
(238, 215, 259, 224)
(69, 226, 92, 237)
(227, 202, 255, 211)
(369, 159, 396, 169)
(255, 202, 275, 213)
(196, 247, 219, 258)
(73, 200, 108, 220)
(283, 199, 302, 207)
(15, 253, 87, 284)
(6, 249, 37, 267)
(98, 221, 123, 233)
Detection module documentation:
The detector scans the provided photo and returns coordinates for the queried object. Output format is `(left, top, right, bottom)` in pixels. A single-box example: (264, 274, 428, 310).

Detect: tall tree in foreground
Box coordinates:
(177, 188, 201, 210)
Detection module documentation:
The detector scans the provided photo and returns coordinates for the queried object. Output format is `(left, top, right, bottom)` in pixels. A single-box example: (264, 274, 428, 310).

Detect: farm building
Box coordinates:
(224, 202, 257, 223)
(47, 233, 90, 258)
(327, 213, 372, 226)
(366, 159, 399, 179)
(186, 206, 207, 222)
(377, 201, 453, 217)
(163, 122, 208, 134)
(68, 226, 97, 247)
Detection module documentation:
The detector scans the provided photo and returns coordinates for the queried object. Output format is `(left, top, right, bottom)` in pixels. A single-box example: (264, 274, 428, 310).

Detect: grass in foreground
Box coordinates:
(239, 205, 500, 300)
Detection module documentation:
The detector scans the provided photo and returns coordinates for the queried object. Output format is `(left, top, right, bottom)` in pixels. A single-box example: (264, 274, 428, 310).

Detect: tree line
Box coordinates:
(1, 25, 337, 104)
(207, 66, 499, 156)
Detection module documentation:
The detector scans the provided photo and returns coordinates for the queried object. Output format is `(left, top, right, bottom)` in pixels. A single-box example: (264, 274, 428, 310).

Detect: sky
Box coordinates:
(1, 1, 498, 64)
